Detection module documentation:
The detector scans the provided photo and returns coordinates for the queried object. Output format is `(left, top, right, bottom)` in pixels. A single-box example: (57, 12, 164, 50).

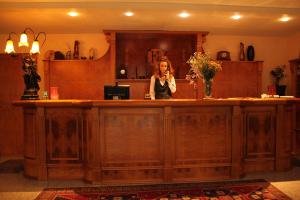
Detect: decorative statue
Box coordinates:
(239, 42, 245, 61)
(21, 56, 41, 99)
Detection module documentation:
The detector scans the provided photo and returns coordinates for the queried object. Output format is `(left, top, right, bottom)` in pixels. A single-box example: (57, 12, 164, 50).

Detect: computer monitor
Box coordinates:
(104, 84, 130, 100)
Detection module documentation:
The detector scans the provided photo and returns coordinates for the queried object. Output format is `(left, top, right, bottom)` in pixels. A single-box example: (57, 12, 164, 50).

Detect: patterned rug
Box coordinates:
(35, 179, 291, 200)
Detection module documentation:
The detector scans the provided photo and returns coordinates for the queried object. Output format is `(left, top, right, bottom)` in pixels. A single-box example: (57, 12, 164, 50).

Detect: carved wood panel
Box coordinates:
(100, 108, 164, 182)
(173, 107, 231, 163)
(283, 106, 293, 154)
(243, 106, 276, 172)
(172, 107, 232, 180)
(45, 108, 84, 164)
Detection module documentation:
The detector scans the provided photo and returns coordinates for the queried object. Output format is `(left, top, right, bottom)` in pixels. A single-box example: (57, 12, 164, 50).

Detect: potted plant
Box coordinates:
(270, 65, 286, 96)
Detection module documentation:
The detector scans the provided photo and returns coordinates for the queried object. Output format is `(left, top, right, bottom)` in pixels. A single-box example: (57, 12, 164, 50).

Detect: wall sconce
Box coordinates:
(4, 28, 46, 100)
(5, 28, 46, 55)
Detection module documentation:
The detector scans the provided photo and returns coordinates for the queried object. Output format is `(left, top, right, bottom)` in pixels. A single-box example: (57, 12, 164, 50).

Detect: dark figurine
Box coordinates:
(21, 56, 41, 100)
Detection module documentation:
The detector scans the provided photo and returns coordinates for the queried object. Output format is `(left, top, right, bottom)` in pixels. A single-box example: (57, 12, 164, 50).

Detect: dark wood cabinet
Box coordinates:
(116, 33, 198, 79)
(0, 54, 24, 157)
(104, 30, 208, 80)
(289, 59, 300, 164)
(290, 59, 300, 97)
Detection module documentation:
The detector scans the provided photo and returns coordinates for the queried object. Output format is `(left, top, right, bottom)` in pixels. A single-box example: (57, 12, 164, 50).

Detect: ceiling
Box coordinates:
(1, 0, 300, 36)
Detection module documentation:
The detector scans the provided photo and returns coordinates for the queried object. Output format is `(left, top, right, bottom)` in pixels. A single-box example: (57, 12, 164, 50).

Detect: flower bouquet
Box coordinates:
(186, 52, 222, 98)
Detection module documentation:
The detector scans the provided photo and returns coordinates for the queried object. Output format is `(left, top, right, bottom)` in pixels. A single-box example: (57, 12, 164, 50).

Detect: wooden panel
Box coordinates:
(289, 59, 300, 97)
(116, 80, 149, 99)
(172, 107, 232, 180)
(275, 105, 293, 170)
(24, 109, 37, 159)
(243, 106, 276, 172)
(45, 108, 84, 164)
(213, 61, 262, 98)
(0, 54, 24, 157)
(173, 107, 231, 162)
(47, 164, 84, 179)
(100, 108, 164, 182)
(289, 59, 300, 163)
(44, 50, 112, 100)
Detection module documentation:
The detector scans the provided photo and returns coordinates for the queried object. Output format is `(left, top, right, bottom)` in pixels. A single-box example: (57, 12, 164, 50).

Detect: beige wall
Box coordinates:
(288, 32, 300, 59)
(1, 31, 299, 96)
(205, 33, 295, 94)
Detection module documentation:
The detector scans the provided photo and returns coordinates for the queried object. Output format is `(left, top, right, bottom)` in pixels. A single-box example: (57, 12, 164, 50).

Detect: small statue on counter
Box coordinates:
(73, 40, 79, 59)
(21, 56, 41, 100)
(239, 42, 245, 61)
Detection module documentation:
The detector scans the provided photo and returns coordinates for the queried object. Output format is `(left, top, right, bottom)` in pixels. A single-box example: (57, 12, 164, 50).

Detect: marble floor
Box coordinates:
(0, 157, 300, 200)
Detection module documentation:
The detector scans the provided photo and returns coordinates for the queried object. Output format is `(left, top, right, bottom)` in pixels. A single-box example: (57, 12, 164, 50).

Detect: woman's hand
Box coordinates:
(165, 71, 170, 81)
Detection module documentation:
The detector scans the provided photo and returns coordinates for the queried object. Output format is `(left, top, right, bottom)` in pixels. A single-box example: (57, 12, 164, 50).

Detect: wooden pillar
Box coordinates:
(231, 106, 243, 178)
(257, 61, 263, 97)
(104, 31, 116, 84)
(84, 107, 101, 183)
(163, 106, 173, 182)
(275, 104, 287, 171)
(36, 107, 47, 180)
(43, 60, 50, 93)
(196, 32, 208, 52)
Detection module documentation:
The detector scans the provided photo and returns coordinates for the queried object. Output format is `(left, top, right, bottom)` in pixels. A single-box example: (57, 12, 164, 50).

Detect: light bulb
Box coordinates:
(5, 39, 15, 54)
(19, 33, 29, 47)
(30, 40, 40, 54)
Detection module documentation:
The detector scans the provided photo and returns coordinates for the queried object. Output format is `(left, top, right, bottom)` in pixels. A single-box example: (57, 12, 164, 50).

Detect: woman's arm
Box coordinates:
(168, 76, 176, 93)
(149, 75, 156, 100)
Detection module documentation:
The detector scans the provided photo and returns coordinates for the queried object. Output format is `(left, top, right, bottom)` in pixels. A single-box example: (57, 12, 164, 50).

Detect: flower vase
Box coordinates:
(203, 79, 213, 98)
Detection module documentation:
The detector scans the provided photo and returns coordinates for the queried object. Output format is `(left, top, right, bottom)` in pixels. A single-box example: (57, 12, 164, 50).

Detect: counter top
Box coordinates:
(13, 98, 300, 107)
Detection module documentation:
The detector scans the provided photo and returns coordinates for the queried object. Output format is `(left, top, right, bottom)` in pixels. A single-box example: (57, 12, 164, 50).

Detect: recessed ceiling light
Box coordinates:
(231, 14, 242, 20)
(124, 11, 134, 17)
(67, 11, 79, 17)
(279, 15, 291, 22)
(178, 11, 190, 18)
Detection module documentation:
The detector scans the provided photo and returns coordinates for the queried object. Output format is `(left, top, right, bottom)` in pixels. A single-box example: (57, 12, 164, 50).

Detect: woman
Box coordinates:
(149, 56, 176, 99)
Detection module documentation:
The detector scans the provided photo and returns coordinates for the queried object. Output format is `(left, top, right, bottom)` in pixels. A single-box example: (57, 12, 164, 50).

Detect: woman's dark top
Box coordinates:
(154, 78, 172, 99)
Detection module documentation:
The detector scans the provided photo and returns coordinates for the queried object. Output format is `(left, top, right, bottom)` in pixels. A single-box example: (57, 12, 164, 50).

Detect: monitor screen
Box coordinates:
(104, 84, 130, 100)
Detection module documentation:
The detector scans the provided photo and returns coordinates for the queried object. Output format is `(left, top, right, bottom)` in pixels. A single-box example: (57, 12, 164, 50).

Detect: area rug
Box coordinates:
(0, 159, 23, 173)
(35, 179, 291, 200)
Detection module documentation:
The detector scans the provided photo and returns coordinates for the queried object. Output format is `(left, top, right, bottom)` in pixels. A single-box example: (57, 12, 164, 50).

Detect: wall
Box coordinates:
(288, 32, 300, 59)
(204, 34, 297, 94)
(0, 31, 299, 96)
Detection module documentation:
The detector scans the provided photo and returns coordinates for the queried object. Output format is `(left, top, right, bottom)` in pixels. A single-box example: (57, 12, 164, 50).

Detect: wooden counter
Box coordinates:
(14, 98, 300, 184)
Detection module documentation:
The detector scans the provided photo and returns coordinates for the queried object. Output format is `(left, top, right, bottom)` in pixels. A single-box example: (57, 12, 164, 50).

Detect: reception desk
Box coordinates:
(14, 98, 299, 184)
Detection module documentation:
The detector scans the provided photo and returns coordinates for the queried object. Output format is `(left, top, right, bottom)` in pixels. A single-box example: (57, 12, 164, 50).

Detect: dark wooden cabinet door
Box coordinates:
(0, 54, 24, 156)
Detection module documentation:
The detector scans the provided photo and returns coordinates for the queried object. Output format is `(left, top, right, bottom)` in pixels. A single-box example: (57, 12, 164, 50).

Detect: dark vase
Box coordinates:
(247, 45, 255, 61)
(276, 85, 286, 96)
(203, 79, 213, 98)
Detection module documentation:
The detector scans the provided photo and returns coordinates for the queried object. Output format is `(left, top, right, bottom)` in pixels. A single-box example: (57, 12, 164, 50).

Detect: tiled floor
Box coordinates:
(0, 157, 300, 200)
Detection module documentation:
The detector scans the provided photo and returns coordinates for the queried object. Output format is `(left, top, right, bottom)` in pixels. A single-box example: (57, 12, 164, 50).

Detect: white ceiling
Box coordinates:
(0, 0, 300, 36)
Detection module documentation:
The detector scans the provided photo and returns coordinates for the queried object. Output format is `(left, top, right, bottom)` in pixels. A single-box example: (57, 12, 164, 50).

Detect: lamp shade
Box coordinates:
(30, 40, 40, 54)
(4, 39, 15, 54)
(18, 33, 29, 47)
